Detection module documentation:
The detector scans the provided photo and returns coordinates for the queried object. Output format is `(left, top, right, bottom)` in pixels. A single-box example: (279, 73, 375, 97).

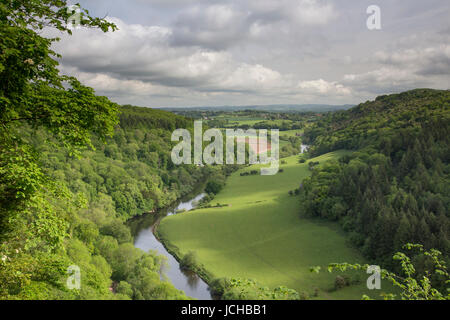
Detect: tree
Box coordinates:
(0, 0, 118, 241)
(312, 244, 450, 300)
(0, 0, 118, 298)
(205, 180, 224, 195)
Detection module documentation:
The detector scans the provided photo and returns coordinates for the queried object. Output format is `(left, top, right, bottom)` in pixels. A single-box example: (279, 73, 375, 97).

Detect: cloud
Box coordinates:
(246, 0, 336, 25)
(170, 4, 249, 50)
(342, 29, 450, 95)
(51, 0, 450, 106)
(298, 79, 351, 96)
(342, 67, 428, 95)
(169, 0, 337, 50)
(51, 17, 326, 104)
(374, 45, 450, 76)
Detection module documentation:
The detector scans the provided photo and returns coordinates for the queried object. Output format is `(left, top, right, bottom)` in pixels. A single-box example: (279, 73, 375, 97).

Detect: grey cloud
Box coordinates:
(53, 0, 450, 107)
(169, 0, 337, 50)
(170, 4, 249, 50)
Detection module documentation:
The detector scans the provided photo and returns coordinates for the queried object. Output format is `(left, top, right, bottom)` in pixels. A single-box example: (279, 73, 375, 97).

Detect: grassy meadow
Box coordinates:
(158, 151, 392, 299)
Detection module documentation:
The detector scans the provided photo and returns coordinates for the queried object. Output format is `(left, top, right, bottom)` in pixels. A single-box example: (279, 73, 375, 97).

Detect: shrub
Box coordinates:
(334, 276, 348, 290)
(180, 251, 198, 271)
(299, 291, 309, 300)
(210, 277, 232, 296)
(205, 181, 224, 195)
(313, 287, 319, 297)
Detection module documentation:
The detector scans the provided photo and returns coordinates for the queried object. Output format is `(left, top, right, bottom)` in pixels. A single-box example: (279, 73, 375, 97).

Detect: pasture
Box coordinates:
(159, 151, 391, 299)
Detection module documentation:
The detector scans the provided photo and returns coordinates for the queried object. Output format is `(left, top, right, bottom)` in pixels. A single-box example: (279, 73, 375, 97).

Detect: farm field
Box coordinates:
(158, 151, 391, 299)
(280, 129, 304, 137)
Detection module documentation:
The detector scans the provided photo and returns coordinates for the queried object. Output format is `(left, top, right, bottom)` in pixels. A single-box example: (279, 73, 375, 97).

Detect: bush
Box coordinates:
(313, 287, 319, 297)
(205, 181, 224, 195)
(299, 291, 309, 300)
(334, 275, 349, 290)
(210, 277, 232, 296)
(180, 251, 198, 271)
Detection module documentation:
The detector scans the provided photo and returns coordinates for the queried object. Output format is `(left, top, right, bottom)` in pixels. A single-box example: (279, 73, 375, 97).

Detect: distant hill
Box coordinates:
(304, 89, 450, 155)
(159, 104, 353, 113)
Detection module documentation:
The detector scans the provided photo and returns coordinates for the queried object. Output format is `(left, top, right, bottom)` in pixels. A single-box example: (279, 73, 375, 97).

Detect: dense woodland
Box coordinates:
(2, 105, 232, 299)
(299, 89, 450, 289)
(0, 1, 231, 300)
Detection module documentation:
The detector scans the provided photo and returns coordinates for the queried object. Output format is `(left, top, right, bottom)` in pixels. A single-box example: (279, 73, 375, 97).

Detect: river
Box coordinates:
(128, 145, 309, 300)
(128, 190, 213, 300)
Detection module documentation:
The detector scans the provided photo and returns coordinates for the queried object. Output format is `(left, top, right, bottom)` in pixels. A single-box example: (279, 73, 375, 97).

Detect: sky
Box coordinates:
(49, 0, 450, 107)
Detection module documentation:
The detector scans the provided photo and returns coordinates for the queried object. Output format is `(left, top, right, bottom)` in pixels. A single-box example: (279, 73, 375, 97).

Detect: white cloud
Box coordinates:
(298, 79, 351, 95)
(291, 0, 336, 26)
(49, 0, 450, 106)
(53, 17, 345, 105)
(169, 0, 337, 49)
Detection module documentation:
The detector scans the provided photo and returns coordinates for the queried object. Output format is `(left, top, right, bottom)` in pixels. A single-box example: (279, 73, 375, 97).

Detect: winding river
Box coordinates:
(128, 144, 309, 300)
(128, 190, 213, 300)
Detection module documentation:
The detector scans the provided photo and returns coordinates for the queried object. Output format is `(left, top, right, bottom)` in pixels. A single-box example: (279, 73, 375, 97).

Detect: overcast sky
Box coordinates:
(51, 0, 450, 107)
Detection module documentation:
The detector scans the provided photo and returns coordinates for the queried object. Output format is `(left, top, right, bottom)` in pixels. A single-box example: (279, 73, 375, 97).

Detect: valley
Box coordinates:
(158, 151, 380, 299)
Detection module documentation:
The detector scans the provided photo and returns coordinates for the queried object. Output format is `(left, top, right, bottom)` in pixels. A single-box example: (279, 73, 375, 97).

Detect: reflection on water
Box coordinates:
(128, 189, 213, 300)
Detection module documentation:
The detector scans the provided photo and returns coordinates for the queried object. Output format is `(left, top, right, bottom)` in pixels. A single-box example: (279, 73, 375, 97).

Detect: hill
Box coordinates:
(160, 104, 353, 113)
(299, 89, 449, 282)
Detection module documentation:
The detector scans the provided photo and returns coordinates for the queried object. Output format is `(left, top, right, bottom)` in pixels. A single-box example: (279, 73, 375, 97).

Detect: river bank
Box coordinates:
(128, 184, 214, 300)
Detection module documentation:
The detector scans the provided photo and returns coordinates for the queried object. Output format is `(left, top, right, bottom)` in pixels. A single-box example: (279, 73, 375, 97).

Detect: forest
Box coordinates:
(0, 1, 228, 299)
(298, 89, 449, 291)
(1, 103, 236, 299)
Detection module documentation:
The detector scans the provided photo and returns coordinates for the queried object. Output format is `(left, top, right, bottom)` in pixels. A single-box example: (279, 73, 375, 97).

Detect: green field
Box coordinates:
(215, 116, 293, 129)
(159, 152, 390, 299)
(280, 129, 304, 137)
